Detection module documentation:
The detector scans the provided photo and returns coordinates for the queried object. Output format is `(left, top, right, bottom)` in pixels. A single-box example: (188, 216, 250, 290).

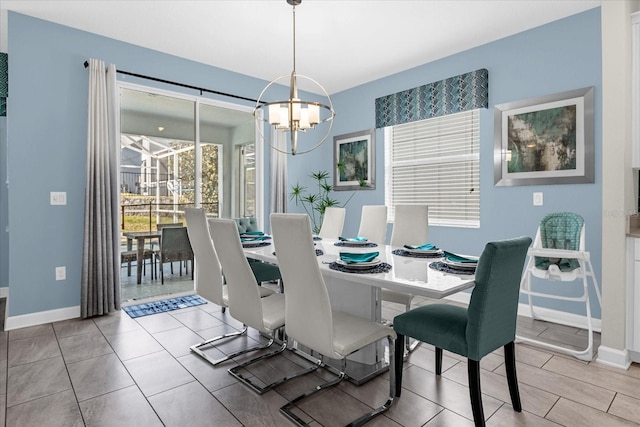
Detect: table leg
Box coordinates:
(136, 237, 144, 285)
(126, 237, 133, 276)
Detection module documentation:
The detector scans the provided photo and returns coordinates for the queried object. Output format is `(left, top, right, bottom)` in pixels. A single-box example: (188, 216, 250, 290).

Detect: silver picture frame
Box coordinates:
(493, 87, 594, 187)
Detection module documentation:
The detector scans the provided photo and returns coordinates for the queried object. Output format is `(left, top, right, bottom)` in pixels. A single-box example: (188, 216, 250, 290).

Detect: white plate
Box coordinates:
(336, 258, 381, 269)
(240, 234, 266, 239)
(442, 257, 477, 269)
(405, 248, 441, 255)
(340, 239, 370, 246)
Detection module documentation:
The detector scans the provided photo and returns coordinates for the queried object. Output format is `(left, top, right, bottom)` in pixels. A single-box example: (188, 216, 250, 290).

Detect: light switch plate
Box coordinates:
(55, 266, 66, 281)
(50, 192, 67, 205)
(533, 192, 543, 206)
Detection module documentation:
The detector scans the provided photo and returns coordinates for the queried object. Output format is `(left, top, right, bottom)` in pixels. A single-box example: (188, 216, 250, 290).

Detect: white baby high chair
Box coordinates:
(517, 212, 602, 361)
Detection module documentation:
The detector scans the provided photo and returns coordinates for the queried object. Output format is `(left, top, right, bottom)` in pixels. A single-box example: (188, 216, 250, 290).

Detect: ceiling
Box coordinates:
(1, 0, 601, 95)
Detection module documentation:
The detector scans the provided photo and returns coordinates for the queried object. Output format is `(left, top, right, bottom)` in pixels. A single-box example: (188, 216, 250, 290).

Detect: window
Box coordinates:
(384, 109, 480, 227)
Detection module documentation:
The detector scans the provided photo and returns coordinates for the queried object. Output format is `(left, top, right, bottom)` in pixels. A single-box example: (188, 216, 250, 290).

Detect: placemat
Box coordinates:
(429, 261, 476, 275)
(334, 242, 378, 248)
(273, 249, 324, 257)
(242, 241, 271, 248)
(392, 249, 444, 258)
(329, 262, 392, 274)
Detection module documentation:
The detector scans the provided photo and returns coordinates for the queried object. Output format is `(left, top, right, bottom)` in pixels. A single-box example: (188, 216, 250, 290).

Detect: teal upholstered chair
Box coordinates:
(393, 236, 532, 427)
(235, 217, 260, 234)
(234, 217, 283, 286)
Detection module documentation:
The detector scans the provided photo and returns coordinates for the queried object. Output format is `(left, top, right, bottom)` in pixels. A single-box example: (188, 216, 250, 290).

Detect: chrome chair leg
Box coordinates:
(190, 325, 270, 366)
(347, 335, 396, 427)
(280, 359, 346, 426)
(280, 336, 397, 427)
(228, 336, 322, 395)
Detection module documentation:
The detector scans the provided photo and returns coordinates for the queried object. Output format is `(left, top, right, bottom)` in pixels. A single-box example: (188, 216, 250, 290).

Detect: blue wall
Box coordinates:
(288, 8, 603, 316)
(6, 12, 275, 317)
(5, 8, 602, 318)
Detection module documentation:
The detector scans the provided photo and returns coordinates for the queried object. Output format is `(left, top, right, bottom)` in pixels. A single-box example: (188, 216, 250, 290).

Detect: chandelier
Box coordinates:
(254, 0, 335, 155)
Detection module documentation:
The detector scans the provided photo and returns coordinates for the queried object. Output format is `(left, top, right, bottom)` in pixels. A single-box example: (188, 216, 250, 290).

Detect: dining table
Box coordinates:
(122, 230, 161, 284)
(243, 236, 476, 383)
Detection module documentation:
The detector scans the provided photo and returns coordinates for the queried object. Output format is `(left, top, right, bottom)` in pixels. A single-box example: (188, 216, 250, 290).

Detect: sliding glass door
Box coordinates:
(118, 84, 260, 301)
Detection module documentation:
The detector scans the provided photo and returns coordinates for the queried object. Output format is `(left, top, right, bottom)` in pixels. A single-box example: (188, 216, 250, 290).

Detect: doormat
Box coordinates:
(123, 295, 208, 318)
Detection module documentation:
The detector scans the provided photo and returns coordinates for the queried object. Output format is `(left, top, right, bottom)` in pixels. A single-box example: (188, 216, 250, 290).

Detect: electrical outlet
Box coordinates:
(55, 266, 66, 281)
(533, 192, 543, 206)
(50, 192, 67, 205)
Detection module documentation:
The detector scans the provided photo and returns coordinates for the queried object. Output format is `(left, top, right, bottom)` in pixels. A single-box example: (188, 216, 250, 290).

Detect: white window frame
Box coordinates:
(384, 109, 480, 228)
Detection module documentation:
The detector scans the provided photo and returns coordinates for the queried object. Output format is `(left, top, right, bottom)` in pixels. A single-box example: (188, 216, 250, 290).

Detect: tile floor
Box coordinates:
(2, 294, 640, 427)
(120, 261, 195, 303)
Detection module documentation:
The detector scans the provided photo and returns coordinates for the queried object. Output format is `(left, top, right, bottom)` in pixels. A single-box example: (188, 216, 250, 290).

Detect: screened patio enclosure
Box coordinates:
(118, 86, 260, 301)
(119, 86, 259, 234)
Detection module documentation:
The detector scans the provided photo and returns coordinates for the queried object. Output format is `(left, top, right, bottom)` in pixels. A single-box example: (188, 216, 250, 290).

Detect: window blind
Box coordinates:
(385, 109, 480, 227)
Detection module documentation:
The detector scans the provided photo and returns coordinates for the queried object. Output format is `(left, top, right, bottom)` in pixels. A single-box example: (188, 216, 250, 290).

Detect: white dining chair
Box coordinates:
(208, 218, 297, 393)
(271, 213, 397, 426)
(357, 205, 388, 244)
(385, 204, 429, 353)
(318, 206, 346, 239)
(184, 208, 274, 366)
(389, 205, 429, 248)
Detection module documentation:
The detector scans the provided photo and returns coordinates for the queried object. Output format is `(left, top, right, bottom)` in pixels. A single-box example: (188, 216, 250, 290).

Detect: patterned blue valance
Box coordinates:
(0, 53, 7, 116)
(375, 68, 488, 128)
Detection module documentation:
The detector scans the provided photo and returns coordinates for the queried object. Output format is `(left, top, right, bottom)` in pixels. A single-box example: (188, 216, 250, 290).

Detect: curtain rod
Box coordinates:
(83, 60, 261, 104)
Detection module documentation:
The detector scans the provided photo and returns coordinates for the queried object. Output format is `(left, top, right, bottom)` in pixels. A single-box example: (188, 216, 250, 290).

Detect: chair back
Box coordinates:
(390, 204, 428, 247)
(184, 208, 225, 307)
(235, 217, 259, 234)
(535, 212, 585, 272)
(466, 236, 532, 360)
(208, 219, 266, 333)
(539, 212, 584, 250)
(357, 205, 388, 245)
(271, 213, 336, 356)
(159, 226, 193, 260)
(318, 207, 346, 239)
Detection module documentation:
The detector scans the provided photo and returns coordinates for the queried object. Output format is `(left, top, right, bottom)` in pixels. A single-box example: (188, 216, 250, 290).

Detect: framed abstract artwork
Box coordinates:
(333, 129, 375, 190)
(493, 87, 594, 186)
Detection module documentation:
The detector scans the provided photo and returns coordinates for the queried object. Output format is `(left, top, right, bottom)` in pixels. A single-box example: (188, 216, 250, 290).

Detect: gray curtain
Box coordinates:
(270, 128, 287, 213)
(81, 58, 121, 318)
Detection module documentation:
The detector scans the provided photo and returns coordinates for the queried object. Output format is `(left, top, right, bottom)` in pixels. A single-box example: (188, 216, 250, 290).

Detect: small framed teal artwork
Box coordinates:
(333, 129, 375, 191)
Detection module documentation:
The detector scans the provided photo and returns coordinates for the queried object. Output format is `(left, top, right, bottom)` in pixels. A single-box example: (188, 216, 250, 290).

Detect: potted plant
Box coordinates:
(290, 170, 365, 234)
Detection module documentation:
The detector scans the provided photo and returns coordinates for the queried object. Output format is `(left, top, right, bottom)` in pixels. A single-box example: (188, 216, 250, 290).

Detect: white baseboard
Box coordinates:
(444, 293, 602, 332)
(5, 305, 80, 331)
(515, 303, 602, 332)
(596, 346, 631, 370)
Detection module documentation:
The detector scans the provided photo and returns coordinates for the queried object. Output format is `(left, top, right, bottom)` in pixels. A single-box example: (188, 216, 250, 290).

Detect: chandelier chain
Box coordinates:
(292, 4, 296, 73)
